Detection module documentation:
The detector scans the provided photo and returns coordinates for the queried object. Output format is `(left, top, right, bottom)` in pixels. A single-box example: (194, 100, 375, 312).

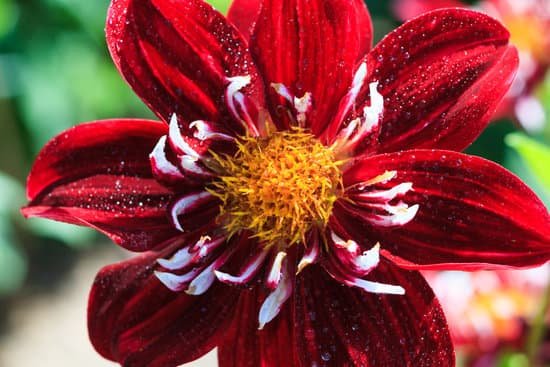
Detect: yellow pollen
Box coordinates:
(208, 129, 342, 248)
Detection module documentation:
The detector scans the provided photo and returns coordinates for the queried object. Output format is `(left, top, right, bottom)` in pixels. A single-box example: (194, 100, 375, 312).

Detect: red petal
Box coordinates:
(349, 9, 518, 153)
(393, 0, 465, 21)
(107, 0, 265, 130)
(89, 251, 240, 366)
(293, 263, 454, 366)
(227, 0, 261, 40)
(342, 150, 550, 269)
(250, 0, 372, 133)
(23, 120, 178, 252)
(218, 288, 298, 366)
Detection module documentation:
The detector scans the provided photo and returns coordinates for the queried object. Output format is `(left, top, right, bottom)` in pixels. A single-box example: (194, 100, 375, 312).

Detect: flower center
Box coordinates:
(209, 129, 342, 247)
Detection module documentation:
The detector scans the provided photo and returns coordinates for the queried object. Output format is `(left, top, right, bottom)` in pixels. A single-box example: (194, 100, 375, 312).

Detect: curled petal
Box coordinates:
(249, 0, 372, 132)
(154, 268, 201, 292)
(157, 246, 192, 271)
(265, 251, 287, 290)
(325, 265, 405, 295)
(190, 120, 234, 142)
(259, 259, 293, 330)
(342, 150, 550, 269)
(107, 0, 265, 132)
(169, 191, 215, 232)
(88, 252, 239, 366)
(157, 235, 223, 271)
(215, 250, 269, 285)
(23, 119, 180, 252)
(331, 9, 519, 154)
(168, 114, 199, 158)
(297, 231, 321, 274)
(186, 245, 237, 295)
(150, 135, 185, 181)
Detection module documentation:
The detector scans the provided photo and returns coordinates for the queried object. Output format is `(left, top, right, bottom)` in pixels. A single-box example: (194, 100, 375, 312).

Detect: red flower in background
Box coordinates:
(393, 0, 550, 132)
(22, 0, 550, 366)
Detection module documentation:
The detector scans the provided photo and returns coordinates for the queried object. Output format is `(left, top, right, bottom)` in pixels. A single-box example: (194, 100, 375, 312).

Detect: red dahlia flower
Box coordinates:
(22, 0, 550, 366)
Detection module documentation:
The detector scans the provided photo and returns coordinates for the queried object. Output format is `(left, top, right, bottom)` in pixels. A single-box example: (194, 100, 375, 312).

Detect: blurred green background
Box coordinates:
(0, 0, 548, 366)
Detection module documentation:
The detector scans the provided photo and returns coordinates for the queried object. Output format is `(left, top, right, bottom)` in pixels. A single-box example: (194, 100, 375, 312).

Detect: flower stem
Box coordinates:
(525, 270, 550, 365)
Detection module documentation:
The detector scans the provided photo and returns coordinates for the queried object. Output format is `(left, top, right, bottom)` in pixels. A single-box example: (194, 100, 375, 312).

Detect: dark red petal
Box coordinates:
(250, 0, 372, 133)
(218, 288, 299, 366)
(23, 120, 179, 252)
(227, 0, 261, 40)
(293, 263, 454, 366)
(342, 150, 550, 269)
(348, 9, 518, 153)
(107, 0, 265, 130)
(393, 0, 465, 21)
(89, 251, 240, 366)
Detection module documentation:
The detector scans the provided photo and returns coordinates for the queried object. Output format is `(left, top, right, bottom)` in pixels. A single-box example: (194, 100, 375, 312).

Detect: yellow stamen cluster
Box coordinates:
(209, 129, 342, 248)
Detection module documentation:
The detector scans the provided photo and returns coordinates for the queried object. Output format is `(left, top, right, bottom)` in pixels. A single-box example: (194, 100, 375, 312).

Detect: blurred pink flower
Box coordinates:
(425, 266, 550, 361)
(394, 0, 550, 132)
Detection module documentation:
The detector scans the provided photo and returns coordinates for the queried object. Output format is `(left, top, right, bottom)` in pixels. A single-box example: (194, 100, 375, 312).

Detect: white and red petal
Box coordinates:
(23, 119, 182, 252)
(190, 120, 234, 142)
(293, 264, 454, 366)
(154, 234, 243, 294)
(325, 63, 384, 156)
(167, 114, 200, 158)
(332, 8, 519, 155)
(156, 235, 225, 271)
(265, 251, 287, 290)
(88, 251, 240, 366)
(219, 263, 454, 366)
(168, 191, 217, 232)
(259, 258, 294, 330)
(297, 230, 321, 274)
(248, 0, 372, 133)
(215, 250, 268, 285)
(328, 231, 381, 276)
(186, 245, 238, 295)
(106, 0, 265, 134)
(341, 150, 550, 269)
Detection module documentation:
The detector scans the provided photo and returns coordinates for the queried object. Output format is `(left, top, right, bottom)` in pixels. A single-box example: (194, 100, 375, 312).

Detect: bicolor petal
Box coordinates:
(88, 251, 240, 366)
(342, 150, 550, 269)
(107, 0, 265, 133)
(22, 119, 179, 252)
(249, 0, 372, 133)
(339, 9, 519, 154)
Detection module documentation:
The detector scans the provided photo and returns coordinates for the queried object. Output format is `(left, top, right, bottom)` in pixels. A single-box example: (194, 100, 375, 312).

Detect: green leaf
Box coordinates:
(0, 233, 27, 295)
(24, 218, 95, 248)
(0, 174, 27, 294)
(497, 351, 529, 367)
(0, 0, 18, 38)
(205, 0, 231, 14)
(0, 171, 24, 214)
(505, 133, 550, 192)
(0, 171, 94, 247)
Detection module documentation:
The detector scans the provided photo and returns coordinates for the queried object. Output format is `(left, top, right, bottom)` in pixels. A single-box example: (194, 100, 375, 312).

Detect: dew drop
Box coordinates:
(321, 352, 331, 361)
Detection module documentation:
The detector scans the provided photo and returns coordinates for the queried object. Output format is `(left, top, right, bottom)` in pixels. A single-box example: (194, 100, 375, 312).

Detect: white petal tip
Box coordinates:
(154, 271, 182, 292)
(296, 260, 311, 275)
